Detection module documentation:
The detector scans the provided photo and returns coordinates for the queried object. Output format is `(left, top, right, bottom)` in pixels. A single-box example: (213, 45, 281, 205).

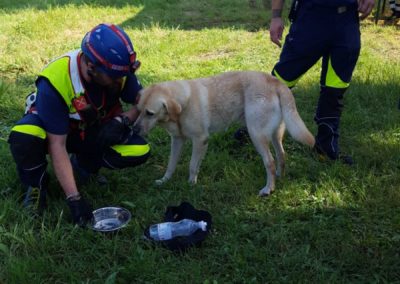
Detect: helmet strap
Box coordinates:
(131, 60, 141, 73)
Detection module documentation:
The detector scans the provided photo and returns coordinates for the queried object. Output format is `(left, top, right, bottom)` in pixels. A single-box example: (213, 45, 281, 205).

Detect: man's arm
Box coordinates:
(47, 133, 79, 198)
(120, 105, 140, 123)
(358, 0, 375, 20)
(270, 0, 285, 47)
(97, 105, 141, 149)
(48, 132, 93, 226)
(272, 0, 285, 16)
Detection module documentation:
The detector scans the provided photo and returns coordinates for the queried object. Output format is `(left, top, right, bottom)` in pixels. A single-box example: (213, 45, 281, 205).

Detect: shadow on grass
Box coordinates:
(338, 79, 400, 166)
(2, 0, 271, 31)
(118, 0, 270, 31)
(225, 201, 400, 281)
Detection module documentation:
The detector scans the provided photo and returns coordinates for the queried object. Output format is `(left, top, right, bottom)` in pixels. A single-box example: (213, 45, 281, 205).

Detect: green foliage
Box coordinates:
(1, 0, 400, 283)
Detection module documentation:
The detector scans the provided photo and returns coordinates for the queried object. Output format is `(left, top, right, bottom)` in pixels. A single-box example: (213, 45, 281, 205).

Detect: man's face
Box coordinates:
(90, 69, 124, 87)
(87, 62, 124, 87)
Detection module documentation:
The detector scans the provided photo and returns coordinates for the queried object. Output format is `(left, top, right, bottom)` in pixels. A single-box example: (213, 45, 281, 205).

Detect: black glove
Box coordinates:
(66, 196, 93, 227)
(97, 117, 129, 150)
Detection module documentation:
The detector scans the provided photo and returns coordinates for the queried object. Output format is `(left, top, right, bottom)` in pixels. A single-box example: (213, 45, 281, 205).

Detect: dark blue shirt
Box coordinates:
(35, 74, 142, 135)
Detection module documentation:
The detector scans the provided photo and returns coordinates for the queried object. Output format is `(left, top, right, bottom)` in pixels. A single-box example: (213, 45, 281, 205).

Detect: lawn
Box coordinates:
(0, 0, 399, 283)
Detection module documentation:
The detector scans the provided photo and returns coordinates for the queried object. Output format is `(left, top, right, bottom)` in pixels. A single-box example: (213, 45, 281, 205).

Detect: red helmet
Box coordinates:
(81, 23, 139, 77)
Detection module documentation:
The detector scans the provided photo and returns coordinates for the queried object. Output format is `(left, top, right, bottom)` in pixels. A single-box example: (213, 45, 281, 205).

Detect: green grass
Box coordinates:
(1, 0, 400, 283)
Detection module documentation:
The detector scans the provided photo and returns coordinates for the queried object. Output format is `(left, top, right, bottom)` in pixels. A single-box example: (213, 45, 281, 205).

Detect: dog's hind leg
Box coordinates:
(248, 131, 276, 196)
(272, 122, 286, 178)
(188, 136, 209, 184)
(156, 135, 185, 185)
(246, 96, 281, 196)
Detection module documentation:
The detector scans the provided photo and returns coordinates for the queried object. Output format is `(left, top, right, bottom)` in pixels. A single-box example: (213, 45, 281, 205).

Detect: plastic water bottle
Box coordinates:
(149, 219, 207, 241)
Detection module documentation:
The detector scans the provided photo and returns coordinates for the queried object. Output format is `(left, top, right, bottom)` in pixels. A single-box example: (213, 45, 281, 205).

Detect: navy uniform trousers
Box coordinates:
(272, 1, 361, 159)
(8, 113, 150, 190)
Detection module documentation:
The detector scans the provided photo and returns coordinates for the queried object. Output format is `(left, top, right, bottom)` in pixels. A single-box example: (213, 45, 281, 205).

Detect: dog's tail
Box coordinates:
(277, 84, 315, 147)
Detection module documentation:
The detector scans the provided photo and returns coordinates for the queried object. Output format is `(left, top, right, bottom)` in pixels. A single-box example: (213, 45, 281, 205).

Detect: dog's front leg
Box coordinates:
(155, 136, 185, 185)
(188, 137, 209, 184)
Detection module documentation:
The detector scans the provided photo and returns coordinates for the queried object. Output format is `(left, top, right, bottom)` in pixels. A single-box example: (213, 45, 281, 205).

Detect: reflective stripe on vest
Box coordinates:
(38, 50, 127, 120)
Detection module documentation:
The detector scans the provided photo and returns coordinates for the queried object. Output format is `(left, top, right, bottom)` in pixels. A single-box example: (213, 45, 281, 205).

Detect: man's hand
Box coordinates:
(358, 0, 375, 20)
(67, 195, 93, 227)
(270, 17, 285, 47)
(97, 116, 129, 150)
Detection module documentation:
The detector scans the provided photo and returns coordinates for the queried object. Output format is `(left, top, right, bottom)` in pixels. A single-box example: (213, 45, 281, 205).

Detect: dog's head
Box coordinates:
(135, 83, 182, 135)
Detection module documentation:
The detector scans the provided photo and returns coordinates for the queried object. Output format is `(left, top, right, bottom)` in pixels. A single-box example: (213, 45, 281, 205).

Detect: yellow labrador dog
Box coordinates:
(135, 71, 315, 196)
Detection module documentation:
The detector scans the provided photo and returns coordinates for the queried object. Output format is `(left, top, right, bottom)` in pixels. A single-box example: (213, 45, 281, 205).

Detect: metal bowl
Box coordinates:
(91, 207, 131, 232)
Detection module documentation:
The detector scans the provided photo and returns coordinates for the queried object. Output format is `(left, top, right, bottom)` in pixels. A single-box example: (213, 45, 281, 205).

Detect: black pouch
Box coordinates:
(78, 105, 99, 126)
(144, 202, 212, 252)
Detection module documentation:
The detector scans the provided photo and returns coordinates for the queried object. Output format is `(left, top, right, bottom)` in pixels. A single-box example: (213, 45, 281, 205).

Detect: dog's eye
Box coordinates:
(146, 110, 154, 116)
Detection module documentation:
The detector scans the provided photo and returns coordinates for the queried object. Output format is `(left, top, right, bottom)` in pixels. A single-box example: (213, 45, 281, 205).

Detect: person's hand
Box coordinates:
(270, 17, 285, 47)
(66, 195, 93, 227)
(97, 116, 128, 149)
(358, 0, 375, 20)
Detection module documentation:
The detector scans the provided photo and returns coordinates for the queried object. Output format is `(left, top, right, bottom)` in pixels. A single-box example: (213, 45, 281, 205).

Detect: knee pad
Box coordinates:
(103, 133, 151, 169)
(102, 146, 151, 169)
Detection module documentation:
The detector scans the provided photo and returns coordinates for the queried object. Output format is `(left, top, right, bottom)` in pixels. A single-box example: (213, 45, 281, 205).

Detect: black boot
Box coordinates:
(313, 143, 354, 165)
(23, 185, 47, 215)
(22, 172, 49, 215)
(314, 86, 353, 165)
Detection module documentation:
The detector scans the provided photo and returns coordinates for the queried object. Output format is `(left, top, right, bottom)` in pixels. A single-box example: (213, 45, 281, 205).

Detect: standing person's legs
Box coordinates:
(272, 2, 331, 86)
(314, 7, 360, 162)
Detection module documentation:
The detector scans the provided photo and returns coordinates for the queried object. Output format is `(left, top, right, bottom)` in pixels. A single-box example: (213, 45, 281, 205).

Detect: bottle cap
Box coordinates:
(198, 221, 207, 231)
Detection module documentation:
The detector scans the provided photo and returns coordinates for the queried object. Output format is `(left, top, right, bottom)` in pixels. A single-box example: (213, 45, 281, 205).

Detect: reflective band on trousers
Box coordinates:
(12, 124, 47, 139)
(326, 57, 350, 89)
(111, 144, 150, 157)
(273, 69, 301, 88)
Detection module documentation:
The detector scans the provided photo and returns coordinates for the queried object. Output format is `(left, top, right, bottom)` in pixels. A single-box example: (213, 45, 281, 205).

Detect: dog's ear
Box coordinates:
(163, 99, 182, 122)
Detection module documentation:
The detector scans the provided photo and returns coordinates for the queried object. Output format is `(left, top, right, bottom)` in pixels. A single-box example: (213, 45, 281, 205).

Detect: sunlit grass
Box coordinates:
(1, 0, 400, 283)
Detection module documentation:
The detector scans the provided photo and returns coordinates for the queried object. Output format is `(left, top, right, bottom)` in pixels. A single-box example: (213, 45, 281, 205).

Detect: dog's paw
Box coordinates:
(258, 187, 273, 197)
(155, 177, 169, 186)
